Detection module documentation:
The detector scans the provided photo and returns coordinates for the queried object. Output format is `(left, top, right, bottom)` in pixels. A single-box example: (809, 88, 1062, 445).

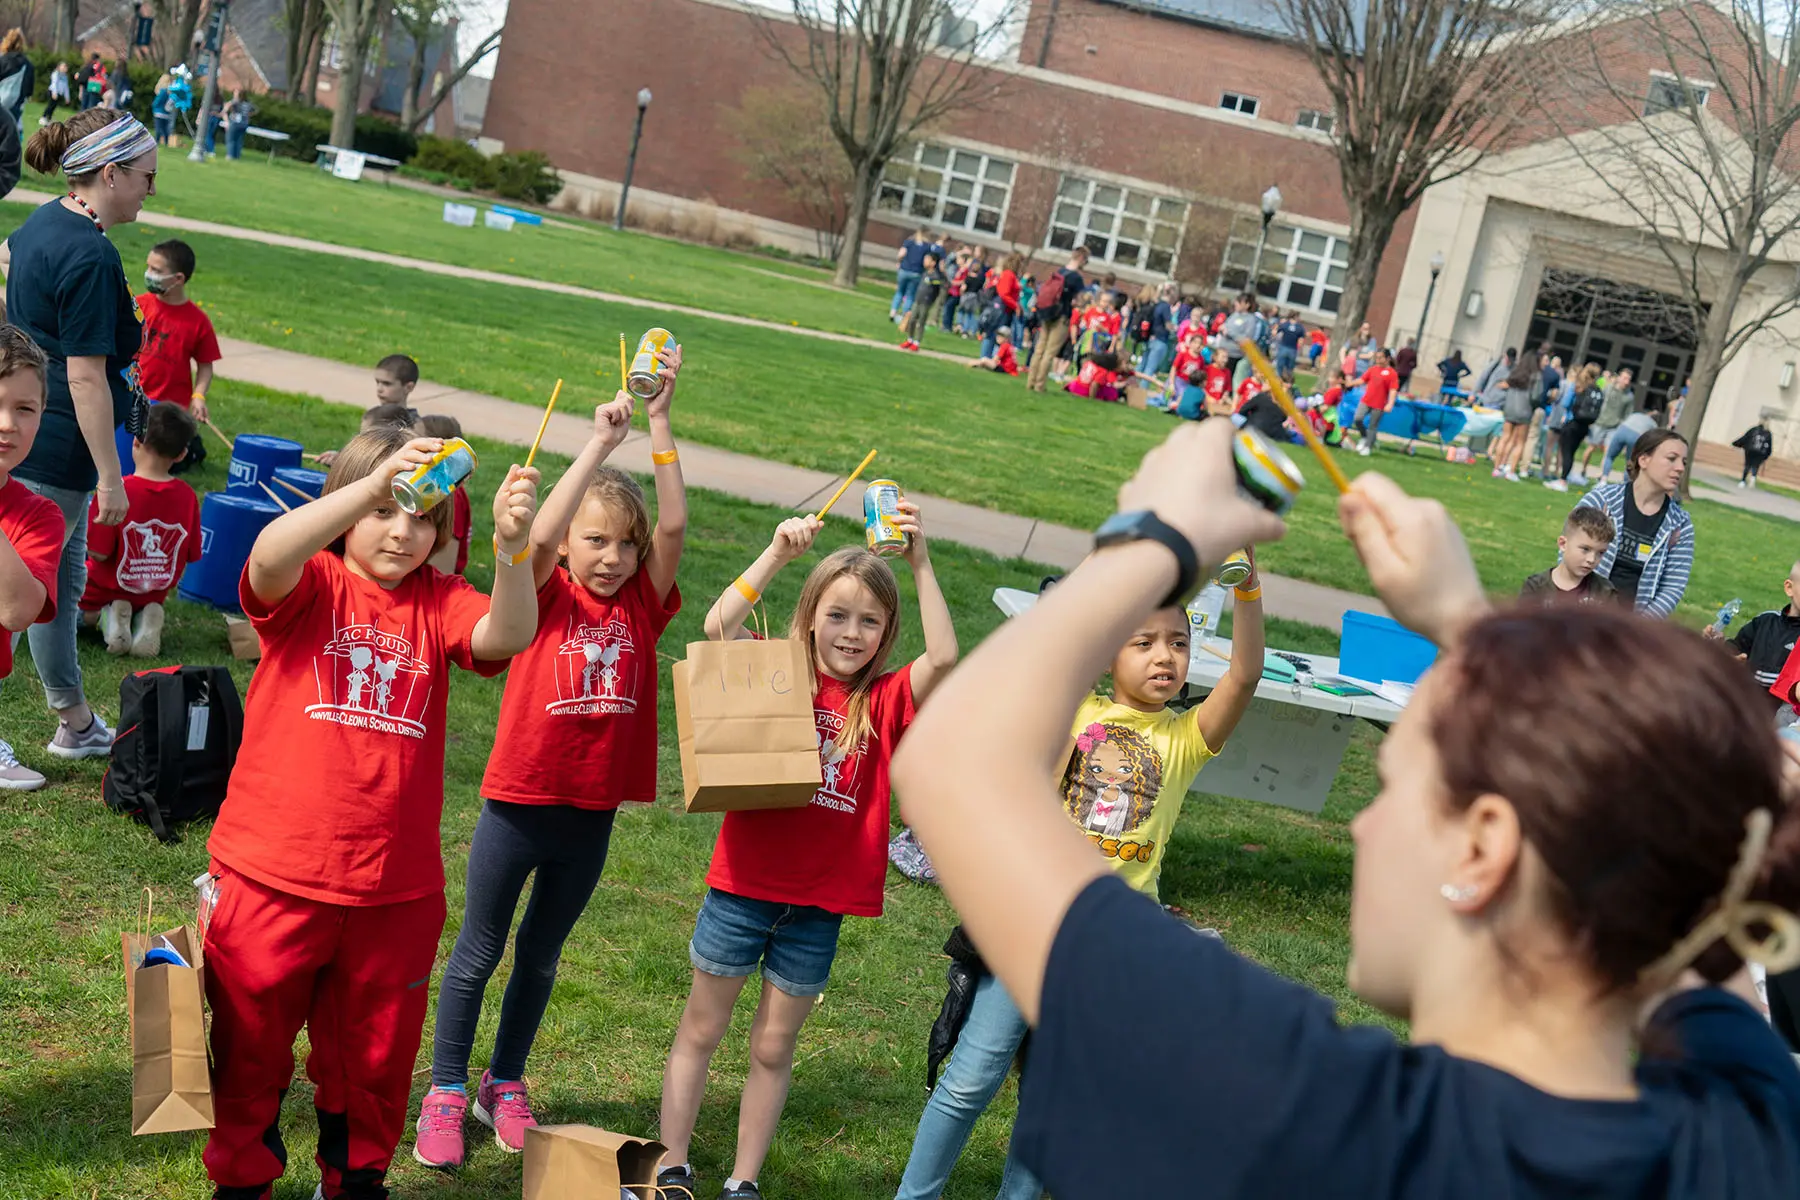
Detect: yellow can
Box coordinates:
(392, 438, 477, 515)
(627, 328, 675, 400)
(1215, 549, 1253, 589)
(864, 479, 909, 557)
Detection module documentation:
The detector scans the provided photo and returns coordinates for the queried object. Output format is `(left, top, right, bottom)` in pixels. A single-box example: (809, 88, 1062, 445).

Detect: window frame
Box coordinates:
(1044, 175, 1189, 275)
(1216, 214, 1351, 316)
(876, 142, 1016, 236)
(1219, 91, 1261, 118)
(1295, 108, 1335, 135)
(1644, 73, 1711, 116)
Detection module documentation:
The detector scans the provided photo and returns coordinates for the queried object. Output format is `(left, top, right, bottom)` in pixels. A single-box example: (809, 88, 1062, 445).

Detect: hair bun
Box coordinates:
(23, 122, 71, 175)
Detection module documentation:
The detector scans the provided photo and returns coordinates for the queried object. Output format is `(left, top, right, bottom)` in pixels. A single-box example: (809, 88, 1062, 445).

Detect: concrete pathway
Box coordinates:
(215, 336, 1384, 633)
(1691, 465, 1800, 522)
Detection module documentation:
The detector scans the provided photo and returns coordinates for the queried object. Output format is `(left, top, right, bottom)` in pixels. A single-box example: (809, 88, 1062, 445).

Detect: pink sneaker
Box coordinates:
(413, 1087, 467, 1169)
(475, 1070, 537, 1153)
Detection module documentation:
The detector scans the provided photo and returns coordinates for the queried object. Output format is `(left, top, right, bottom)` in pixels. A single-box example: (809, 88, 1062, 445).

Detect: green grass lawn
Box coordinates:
(0, 385, 1384, 1200)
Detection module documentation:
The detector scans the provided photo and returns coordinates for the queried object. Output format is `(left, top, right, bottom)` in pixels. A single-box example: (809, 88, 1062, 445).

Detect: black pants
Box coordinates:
(431, 800, 618, 1087)
(1745, 453, 1770, 481)
(1558, 419, 1593, 479)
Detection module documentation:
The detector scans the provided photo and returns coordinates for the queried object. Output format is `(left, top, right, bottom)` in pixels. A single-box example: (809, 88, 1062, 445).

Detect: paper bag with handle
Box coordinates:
(671, 605, 823, 813)
(523, 1124, 691, 1199)
(121, 891, 214, 1135)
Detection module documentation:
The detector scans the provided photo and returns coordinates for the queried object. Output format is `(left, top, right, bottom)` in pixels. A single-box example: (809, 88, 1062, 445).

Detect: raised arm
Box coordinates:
(702, 516, 821, 642)
(246, 437, 440, 607)
(894, 420, 1285, 1022)
(470, 464, 542, 660)
(643, 343, 687, 603)
(894, 498, 957, 703)
(529, 393, 634, 590)
(1192, 552, 1262, 750)
(1337, 472, 1490, 650)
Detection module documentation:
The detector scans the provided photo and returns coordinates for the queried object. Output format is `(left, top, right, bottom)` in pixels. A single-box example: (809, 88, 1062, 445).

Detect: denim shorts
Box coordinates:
(688, 887, 844, 998)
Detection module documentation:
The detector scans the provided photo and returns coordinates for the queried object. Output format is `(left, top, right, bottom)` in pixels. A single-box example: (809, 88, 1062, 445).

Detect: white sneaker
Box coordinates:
(0, 739, 45, 791)
(1358, 444, 1372, 457)
(1543, 478, 1568, 492)
(1504, 469, 1521, 482)
(1739, 480, 1748, 488)
(47, 713, 113, 760)
(101, 599, 132, 655)
(129, 602, 164, 658)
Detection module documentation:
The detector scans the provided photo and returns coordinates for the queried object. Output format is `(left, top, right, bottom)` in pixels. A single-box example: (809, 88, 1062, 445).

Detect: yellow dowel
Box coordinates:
(620, 334, 630, 392)
(1239, 339, 1352, 495)
(814, 449, 879, 519)
(524, 378, 564, 469)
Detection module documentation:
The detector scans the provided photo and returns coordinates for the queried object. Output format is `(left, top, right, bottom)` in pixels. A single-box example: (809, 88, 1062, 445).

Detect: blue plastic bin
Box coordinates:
(272, 466, 327, 502)
(180, 492, 283, 610)
(227, 434, 304, 496)
(1338, 611, 1438, 686)
(489, 205, 543, 226)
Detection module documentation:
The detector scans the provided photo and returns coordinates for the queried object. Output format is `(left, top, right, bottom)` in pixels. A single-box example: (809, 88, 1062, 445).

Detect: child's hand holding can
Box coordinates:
(646, 343, 683, 419)
(493, 464, 541, 554)
(371, 437, 443, 503)
(895, 498, 930, 569)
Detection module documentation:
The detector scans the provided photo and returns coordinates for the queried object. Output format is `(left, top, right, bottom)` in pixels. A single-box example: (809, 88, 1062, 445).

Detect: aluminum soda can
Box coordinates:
(1215, 549, 1253, 589)
(864, 479, 909, 557)
(393, 437, 477, 514)
(1232, 428, 1305, 515)
(627, 328, 675, 400)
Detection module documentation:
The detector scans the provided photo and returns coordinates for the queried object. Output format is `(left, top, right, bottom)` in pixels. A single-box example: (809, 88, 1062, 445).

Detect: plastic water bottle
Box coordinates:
(1717, 598, 1743, 632)
(1187, 583, 1227, 649)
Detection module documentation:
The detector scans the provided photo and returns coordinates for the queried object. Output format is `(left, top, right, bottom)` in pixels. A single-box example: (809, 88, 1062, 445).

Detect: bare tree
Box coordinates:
(50, 0, 76, 46)
(1270, 0, 1580, 362)
(724, 84, 853, 260)
(1543, 0, 1800, 474)
(390, 0, 499, 133)
(320, 0, 384, 146)
(170, 0, 202, 66)
(280, 0, 325, 98)
(754, 0, 1017, 286)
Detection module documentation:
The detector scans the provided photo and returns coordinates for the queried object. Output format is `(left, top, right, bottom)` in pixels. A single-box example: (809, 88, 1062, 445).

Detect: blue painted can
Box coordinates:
(227, 434, 304, 496)
(179, 492, 284, 610)
(115, 421, 137, 478)
(272, 466, 328, 502)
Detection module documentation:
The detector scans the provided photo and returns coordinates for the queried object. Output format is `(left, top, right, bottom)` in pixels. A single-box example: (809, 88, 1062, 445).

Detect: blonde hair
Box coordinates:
(321, 427, 452, 556)
(1, 29, 25, 54)
(788, 546, 901, 751)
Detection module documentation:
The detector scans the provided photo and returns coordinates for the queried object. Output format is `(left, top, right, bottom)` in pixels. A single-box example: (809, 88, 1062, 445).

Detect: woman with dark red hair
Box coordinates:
(896, 419, 1800, 1199)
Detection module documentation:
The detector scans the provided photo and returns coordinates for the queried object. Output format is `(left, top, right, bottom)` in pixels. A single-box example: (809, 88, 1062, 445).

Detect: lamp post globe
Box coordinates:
(616, 87, 655, 232)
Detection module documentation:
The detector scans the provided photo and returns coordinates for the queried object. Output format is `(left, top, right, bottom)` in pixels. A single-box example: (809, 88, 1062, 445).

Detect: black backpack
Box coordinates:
(1572, 386, 1604, 423)
(104, 665, 244, 843)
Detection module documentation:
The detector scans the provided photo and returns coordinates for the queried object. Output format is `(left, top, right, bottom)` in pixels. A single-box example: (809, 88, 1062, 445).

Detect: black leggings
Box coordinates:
(1745, 454, 1770, 481)
(1558, 419, 1593, 479)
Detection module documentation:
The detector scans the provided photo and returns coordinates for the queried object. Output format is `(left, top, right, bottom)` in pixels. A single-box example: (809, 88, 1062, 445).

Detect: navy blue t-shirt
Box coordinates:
(1276, 319, 1306, 350)
(898, 236, 931, 274)
(8, 201, 141, 493)
(1015, 874, 1800, 1198)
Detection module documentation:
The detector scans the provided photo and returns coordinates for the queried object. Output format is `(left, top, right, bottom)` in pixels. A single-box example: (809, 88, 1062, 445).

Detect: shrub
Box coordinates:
(406, 135, 562, 205)
(28, 51, 158, 127)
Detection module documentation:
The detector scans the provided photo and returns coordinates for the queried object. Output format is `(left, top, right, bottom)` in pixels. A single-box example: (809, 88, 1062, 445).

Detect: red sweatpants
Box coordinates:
(201, 864, 446, 1198)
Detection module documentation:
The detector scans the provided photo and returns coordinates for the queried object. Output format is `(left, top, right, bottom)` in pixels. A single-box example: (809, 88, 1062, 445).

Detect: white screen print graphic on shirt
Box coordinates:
(812, 706, 869, 814)
(546, 611, 639, 716)
(116, 517, 188, 594)
(305, 615, 433, 739)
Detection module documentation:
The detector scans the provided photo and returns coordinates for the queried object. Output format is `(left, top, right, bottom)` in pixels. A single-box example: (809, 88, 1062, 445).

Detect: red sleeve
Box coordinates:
(241, 549, 327, 633)
(1775, 642, 1800, 707)
(452, 487, 472, 574)
(193, 309, 222, 364)
(884, 663, 919, 735)
(85, 492, 117, 560)
(5, 492, 63, 627)
(437, 570, 505, 676)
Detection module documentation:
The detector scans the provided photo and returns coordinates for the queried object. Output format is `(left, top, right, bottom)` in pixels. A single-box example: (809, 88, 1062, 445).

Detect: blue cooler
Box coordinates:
(180, 492, 283, 610)
(226, 434, 303, 496)
(1338, 611, 1438, 686)
(272, 466, 327, 503)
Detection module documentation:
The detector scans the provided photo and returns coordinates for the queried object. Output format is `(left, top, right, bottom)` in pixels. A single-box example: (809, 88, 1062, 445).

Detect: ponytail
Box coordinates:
(25, 108, 127, 179)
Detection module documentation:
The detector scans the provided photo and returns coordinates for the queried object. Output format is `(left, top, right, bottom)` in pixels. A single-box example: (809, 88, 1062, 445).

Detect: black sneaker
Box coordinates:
(654, 1165, 696, 1199)
(717, 1183, 761, 1200)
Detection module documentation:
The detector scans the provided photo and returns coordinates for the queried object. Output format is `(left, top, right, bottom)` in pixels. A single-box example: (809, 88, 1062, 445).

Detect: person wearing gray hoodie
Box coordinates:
(1578, 367, 1635, 480)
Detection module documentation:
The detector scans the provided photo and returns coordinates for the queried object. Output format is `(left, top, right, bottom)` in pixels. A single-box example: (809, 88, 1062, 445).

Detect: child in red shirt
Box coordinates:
(199, 427, 541, 1200)
(0, 328, 61, 793)
(1067, 350, 1121, 402)
(414, 345, 688, 1165)
(417, 413, 472, 575)
(81, 402, 200, 657)
(654, 504, 959, 1200)
(968, 328, 1020, 375)
(1352, 349, 1401, 456)
(136, 239, 221, 472)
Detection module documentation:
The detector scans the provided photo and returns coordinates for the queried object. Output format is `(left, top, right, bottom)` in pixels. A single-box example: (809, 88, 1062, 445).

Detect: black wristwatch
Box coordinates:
(1093, 511, 1200, 609)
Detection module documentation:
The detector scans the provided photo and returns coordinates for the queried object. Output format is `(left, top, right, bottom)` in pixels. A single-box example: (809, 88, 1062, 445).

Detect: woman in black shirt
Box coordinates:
(896, 420, 1800, 1199)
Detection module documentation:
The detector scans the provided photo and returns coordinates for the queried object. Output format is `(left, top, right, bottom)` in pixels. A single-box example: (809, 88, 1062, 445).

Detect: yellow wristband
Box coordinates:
(1234, 585, 1263, 603)
(191, 391, 206, 403)
(734, 576, 761, 604)
(493, 536, 531, 567)
(652, 448, 679, 466)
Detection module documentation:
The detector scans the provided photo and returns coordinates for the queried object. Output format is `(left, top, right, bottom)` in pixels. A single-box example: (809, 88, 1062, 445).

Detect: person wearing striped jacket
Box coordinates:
(1575, 428, 1693, 619)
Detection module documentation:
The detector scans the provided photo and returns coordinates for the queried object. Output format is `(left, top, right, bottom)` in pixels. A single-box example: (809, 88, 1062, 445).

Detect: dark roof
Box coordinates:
(1092, 0, 1300, 39)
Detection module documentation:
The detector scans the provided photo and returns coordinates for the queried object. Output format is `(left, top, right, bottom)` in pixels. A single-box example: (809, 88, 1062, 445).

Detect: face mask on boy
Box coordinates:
(144, 270, 175, 294)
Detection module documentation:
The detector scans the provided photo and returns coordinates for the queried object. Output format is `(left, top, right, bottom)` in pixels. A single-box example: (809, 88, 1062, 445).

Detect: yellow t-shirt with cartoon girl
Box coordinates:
(1058, 694, 1217, 899)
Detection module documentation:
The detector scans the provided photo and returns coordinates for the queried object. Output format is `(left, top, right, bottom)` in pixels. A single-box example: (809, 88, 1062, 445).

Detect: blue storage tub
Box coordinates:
(180, 492, 284, 610)
(489, 205, 543, 226)
(227, 434, 304, 496)
(1338, 611, 1438, 686)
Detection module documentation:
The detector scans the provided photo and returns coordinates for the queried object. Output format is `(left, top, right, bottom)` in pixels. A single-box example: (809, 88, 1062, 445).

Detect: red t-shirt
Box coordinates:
(1175, 318, 1204, 345)
(208, 552, 505, 906)
(451, 486, 472, 575)
(1235, 376, 1263, 409)
(1094, 311, 1122, 339)
(481, 566, 681, 810)
(1171, 350, 1205, 383)
(992, 343, 1019, 376)
(706, 664, 916, 917)
(82, 475, 200, 607)
(1070, 361, 1117, 397)
(0, 477, 62, 680)
(1358, 366, 1400, 412)
(1204, 364, 1232, 400)
(134, 293, 222, 406)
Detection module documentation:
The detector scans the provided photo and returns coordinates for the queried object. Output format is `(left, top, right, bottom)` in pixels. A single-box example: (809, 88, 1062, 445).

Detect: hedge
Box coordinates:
(408, 133, 561, 205)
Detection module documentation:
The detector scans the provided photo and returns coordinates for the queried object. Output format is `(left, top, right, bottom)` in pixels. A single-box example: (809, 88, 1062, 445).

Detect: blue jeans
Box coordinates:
(226, 121, 246, 159)
(891, 269, 922, 316)
(1601, 425, 1639, 478)
(941, 295, 959, 332)
(431, 801, 617, 1088)
(1275, 346, 1298, 377)
(1140, 336, 1172, 379)
(203, 113, 219, 153)
(15, 478, 89, 711)
(895, 973, 1042, 1200)
(689, 887, 844, 998)
(153, 113, 174, 143)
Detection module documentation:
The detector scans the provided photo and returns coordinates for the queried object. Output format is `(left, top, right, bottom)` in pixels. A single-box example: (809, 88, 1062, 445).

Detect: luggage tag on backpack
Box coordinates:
(186, 704, 209, 751)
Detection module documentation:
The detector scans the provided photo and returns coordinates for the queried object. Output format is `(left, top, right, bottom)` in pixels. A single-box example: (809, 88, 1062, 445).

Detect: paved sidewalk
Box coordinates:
(1691, 465, 1800, 522)
(215, 336, 1384, 632)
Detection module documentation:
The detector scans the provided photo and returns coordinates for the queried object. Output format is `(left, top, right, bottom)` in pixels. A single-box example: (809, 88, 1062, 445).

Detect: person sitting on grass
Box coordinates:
(1705, 559, 1800, 706)
(375, 352, 419, 405)
(1518, 504, 1616, 606)
(1576, 427, 1691, 618)
(892, 417, 1800, 1200)
(0, 326, 63, 793)
(135, 237, 221, 473)
(967, 327, 1019, 376)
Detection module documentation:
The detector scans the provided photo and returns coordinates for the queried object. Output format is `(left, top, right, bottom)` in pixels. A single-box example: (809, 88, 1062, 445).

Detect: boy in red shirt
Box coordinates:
(417, 413, 472, 575)
(199, 428, 541, 1200)
(81, 402, 200, 657)
(1067, 348, 1121, 401)
(136, 239, 221, 474)
(1352, 348, 1401, 457)
(967, 327, 1020, 375)
(0, 327, 61, 792)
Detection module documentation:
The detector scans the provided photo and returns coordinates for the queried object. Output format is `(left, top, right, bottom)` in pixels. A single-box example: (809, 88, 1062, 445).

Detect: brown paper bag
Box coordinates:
(671, 636, 823, 813)
(523, 1124, 687, 1199)
(224, 614, 261, 661)
(1124, 379, 1150, 410)
(121, 923, 214, 1134)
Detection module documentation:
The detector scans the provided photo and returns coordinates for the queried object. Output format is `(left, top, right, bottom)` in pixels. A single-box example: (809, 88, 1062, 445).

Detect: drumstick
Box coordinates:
(274, 476, 313, 502)
(523, 378, 564, 469)
(257, 480, 292, 512)
(619, 334, 629, 392)
(202, 416, 234, 451)
(1239, 339, 1351, 495)
(813, 449, 878, 520)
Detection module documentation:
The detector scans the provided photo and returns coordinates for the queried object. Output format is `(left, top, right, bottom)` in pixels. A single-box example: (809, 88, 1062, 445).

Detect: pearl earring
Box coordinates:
(1440, 883, 1478, 903)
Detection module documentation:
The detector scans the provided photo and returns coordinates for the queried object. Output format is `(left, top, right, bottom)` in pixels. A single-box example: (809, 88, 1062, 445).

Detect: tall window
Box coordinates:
(1217, 214, 1349, 314)
(1220, 91, 1260, 117)
(1046, 177, 1187, 274)
(1295, 108, 1335, 134)
(877, 143, 1015, 235)
(1644, 75, 1710, 115)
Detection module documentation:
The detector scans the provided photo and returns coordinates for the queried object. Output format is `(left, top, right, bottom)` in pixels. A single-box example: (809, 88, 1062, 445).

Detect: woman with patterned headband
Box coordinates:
(0, 108, 155, 773)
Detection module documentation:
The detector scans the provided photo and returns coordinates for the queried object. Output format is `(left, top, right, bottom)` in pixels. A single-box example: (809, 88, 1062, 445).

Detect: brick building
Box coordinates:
(483, 0, 1398, 332)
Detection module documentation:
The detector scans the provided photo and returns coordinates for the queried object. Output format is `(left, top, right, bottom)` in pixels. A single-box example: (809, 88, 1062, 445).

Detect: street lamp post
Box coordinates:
(614, 87, 652, 232)
(1249, 183, 1281, 297)
(187, 0, 228, 163)
(1416, 249, 1446, 347)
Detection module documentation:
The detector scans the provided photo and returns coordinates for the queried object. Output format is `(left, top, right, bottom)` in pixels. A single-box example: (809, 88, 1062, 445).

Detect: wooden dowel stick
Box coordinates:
(203, 416, 235, 451)
(274, 476, 313, 502)
(813, 449, 878, 519)
(257, 480, 293, 512)
(524, 378, 564, 469)
(1238, 338, 1352, 495)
